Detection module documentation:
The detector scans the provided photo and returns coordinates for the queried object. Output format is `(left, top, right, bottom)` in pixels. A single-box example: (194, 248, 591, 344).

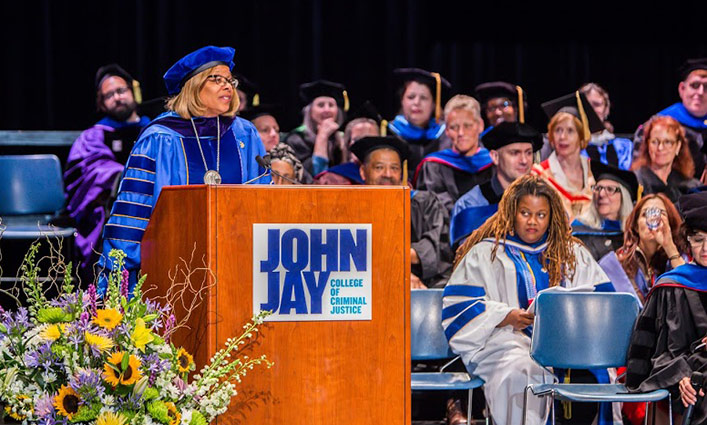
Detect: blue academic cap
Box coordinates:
(163, 46, 235, 95)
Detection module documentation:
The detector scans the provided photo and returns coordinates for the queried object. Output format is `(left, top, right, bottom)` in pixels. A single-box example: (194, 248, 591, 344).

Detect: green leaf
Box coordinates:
(121, 352, 130, 371)
(142, 313, 158, 322)
(36, 307, 72, 324)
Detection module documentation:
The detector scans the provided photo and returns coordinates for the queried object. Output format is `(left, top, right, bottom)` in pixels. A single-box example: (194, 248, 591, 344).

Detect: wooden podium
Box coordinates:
(141, 185, 411, 425)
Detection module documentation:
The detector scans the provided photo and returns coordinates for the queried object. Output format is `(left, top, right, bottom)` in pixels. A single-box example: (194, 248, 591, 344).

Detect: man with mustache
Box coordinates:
(351, 136, 453, 289)
(63, 64, 151, 283)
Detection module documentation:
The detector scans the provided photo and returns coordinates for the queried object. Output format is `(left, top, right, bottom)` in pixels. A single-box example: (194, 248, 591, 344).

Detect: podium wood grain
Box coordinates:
(142, 185, 411, 425)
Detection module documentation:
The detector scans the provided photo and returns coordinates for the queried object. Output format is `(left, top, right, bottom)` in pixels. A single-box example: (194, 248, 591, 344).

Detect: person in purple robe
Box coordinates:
(63, 64, 150, 283)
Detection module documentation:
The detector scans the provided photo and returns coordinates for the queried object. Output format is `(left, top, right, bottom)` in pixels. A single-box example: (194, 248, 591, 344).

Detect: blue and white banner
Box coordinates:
(253, 224, 372, 321)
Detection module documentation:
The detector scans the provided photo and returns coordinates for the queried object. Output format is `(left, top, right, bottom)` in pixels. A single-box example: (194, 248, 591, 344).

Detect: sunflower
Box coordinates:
(94, 308, 123, 330)
(4, 395, 30, 421)
(176, 347, 194, 373)
(96, 410, 127, 425)
(40, 323, 67, 341)
(102, 351, 142, 387)
(165, 402, 181, 425)
(54, 385, 80, 419)
(85, 332, 114, 353)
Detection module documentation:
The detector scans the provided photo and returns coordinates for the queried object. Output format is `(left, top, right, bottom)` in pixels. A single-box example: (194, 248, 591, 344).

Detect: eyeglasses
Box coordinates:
(687, 81, 707, 91)
(647, 138, 678, 148)
(688, 234, 707, 249)
(592, 184, 621, 195)
(103, 86, 131, 100)
(206, 75, 239, 89)
(486, 100, 512, 113)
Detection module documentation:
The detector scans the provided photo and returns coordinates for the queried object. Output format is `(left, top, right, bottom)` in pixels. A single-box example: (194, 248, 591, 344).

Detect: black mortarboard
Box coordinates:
(234, 72, 260, 107)
(95, 64, 142, 104)
(590, 160, 640, 202)
(541, 91, 605, 141)
(344, 100, 387, 135)
(393, 68, 451, 122)
(349, 136, 410, 163)
(163, 46, 235, 95)
(299, 80, 349, 111)
(678, 58, 707, 81)
(481, 121, 543, 152)
(678, 191, 707, 230)
(239, 103, 280, 122)
(474, 81, 528, 124)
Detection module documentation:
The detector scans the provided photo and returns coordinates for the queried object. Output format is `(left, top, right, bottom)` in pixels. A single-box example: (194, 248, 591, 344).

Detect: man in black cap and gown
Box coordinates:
(350, 136, 453, 288)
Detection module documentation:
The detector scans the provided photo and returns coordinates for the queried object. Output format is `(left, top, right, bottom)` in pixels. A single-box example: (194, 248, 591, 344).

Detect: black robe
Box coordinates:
(410, 190, 453, 287)
(635, 166, 700, 205)
(626, 279, 707, 423)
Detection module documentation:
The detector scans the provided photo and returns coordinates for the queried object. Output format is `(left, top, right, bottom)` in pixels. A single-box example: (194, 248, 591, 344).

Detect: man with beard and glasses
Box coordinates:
(351, 136, 453, 289)
(63, 64, 151, 283)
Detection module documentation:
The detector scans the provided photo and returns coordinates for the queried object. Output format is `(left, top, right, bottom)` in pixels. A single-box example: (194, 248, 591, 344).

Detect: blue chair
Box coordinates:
(411, 288, 485, 425)
(0, 155, 76, 286)
(522, 292, 671, 425)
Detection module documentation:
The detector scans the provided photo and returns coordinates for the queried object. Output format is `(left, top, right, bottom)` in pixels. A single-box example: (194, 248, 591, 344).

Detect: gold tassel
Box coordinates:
(431, 72, 442, 122)
(343, 90, 350, 112)
(253, 93, 260, 107)
(403, 159, 408, 186)
(381, 119, 388, 136)
(132, 79, 142, 104)
(637, 184, 644, 202)
(562, 369, 572, 419)
(516, 85, 525, 123)
(575, 90, 591, 143)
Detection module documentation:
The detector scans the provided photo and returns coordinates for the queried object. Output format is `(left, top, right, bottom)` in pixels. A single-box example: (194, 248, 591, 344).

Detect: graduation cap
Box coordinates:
(344, 100, 387, 136)
(349, 136, 410, 164)
(393, 68, 451, 123)
(163, 45, 235, 95)
(481, 121, 543, 152)
(234, 72, 260, 107)
(474, 81, 527, 123)
(678, 191, 707, 230)
(590, 160, 640, 203)
(239, 103, 280, 122)
(678, 57, 707, 81)
(541, 91, 605, 142)
(299, 80, 349, 111)
(95, 64, 142, 104)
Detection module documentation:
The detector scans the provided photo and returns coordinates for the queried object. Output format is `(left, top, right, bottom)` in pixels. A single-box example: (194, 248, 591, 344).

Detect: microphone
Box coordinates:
(254, 154, 300, 185)
(682, 371, 704, 425)
(255, 155, 270, 169)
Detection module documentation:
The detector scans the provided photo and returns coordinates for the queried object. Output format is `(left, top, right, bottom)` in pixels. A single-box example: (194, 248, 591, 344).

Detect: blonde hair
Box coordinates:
(548, 111, 588, 150)
(576, 183, 633, 230)
(443, 94, 481, 122)
(166, 66, 240, 119)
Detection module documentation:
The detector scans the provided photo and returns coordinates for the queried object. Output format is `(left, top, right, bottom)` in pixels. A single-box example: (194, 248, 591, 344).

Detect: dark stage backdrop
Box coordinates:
(1, 0, 704, 134)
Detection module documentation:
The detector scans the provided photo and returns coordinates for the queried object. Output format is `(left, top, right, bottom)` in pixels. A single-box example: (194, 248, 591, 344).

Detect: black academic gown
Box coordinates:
(410, 190, 453, 288)
(635, 166, 700, 204)
(626, 280, 707, 423)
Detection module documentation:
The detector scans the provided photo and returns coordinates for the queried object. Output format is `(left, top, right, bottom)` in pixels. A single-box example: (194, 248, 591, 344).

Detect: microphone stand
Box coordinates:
(255, 155, 300, 185)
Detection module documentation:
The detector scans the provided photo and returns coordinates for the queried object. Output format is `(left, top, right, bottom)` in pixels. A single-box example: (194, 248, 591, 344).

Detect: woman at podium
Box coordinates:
(441, 175, 617, 425)
(97, 45, 269, 294)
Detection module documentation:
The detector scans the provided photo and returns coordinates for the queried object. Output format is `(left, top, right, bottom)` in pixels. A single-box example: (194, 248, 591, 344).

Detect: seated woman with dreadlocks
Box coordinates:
(442, 174, 618, 425)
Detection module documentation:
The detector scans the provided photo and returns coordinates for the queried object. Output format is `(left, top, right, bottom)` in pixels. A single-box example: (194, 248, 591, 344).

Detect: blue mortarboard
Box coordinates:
(163, 46, 235, 95)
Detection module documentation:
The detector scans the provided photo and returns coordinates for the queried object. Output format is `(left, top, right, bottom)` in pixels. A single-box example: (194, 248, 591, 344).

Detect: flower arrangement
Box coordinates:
(0, 246, 272, 425)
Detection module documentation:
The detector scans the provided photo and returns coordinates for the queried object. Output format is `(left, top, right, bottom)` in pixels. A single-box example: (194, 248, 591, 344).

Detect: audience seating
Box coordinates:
(411, 288, 485, 425)
(522, 292, 671, 425)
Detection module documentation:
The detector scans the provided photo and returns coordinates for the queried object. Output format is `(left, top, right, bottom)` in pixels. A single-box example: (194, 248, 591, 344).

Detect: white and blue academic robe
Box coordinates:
(442, 235, 621, 425)
(98, 112, 269, 294)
